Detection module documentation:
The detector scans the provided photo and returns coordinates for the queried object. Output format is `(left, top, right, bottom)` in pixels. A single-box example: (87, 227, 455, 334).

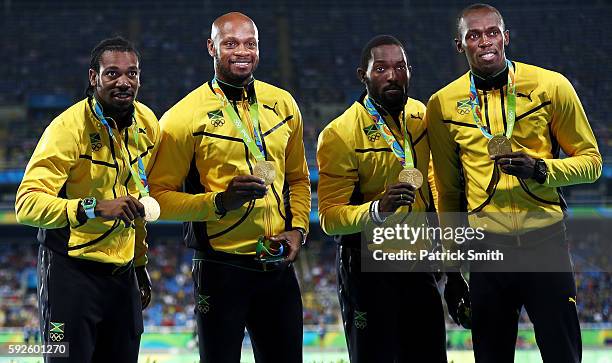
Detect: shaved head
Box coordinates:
(456, 3, 505, 38)
(210, 12, 258, 46)
(454, 3, 509, 77)
(208, 12, 260, 86)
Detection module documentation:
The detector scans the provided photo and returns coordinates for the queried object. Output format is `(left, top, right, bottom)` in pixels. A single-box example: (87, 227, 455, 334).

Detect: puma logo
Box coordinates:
(410, 113, 423, 120)
(263, 102, 279, 116)
(517, 89, 534, 102)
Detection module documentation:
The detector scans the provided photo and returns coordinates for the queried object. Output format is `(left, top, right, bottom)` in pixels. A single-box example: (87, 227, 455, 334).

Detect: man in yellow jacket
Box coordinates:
(317, 35, 466, 362)
(427, 4, 602, 362)
(15, 37, 159, 362)
(148, 12, 310, 363)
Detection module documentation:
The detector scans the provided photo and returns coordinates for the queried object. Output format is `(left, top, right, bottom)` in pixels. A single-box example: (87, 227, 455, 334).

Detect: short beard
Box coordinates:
(370, 89, 407, 115)
(95, 94, 134, 126)
(103, 98, 132, 116)
(215, 56, 255, 86)
(380, 93, 406, 114)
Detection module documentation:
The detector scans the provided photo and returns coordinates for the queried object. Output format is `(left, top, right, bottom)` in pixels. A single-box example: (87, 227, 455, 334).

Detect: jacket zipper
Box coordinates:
(491, 89, 519, 240)
(115, 128, 128, 198)
(108, 129, 120, 199)
(241, 96, 272, 238)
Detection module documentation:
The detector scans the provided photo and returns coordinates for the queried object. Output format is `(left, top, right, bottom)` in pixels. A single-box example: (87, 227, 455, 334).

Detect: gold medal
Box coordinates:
(487, 135, 512, 157)
(139, 196, 160, 222)
(398, 168, 423, 189)
(253, 160, 276, 186)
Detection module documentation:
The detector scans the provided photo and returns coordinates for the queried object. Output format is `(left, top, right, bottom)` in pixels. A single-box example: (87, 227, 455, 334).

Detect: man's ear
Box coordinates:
(89, 69, 97, 87)
(356, 68, 366, 85)
(207, 39, 216, 58)
(455, 38, 464, 53)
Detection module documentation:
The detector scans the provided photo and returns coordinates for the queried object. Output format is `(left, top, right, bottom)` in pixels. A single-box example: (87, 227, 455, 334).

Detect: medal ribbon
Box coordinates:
(211, 78, 265, 161)
(92, 98, 149, 197)
(468, 59, 516, 140)
(364, 96, 415, 169)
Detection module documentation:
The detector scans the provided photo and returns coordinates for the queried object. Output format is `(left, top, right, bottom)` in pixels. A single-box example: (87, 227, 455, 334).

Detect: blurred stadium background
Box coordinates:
(0, 0, 610, 362)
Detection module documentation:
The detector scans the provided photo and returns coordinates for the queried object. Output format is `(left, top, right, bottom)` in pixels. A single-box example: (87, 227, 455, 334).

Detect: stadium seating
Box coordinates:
(0, 2, 610, 351)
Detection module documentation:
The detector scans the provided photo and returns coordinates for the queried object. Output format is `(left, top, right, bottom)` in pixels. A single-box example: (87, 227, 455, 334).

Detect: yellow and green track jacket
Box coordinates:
(148, 80, 311, 254)
(16, 98, 160, 266)
(317, 95, 436, 249)
(427, 61, 601, 236)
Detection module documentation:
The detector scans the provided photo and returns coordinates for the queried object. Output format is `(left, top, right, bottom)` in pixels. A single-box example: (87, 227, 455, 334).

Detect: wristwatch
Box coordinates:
(532, 159, 548, 184)
(81, 197, 97, 219)
(213, 192, 227, 218)
(293, 227, 307, 245)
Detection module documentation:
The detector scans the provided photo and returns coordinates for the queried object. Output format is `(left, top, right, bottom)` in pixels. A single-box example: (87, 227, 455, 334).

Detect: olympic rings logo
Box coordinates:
(368, 133, 380, 142)
(211, 119, 225, 127)
(198, 304, 210, 314)
(354, 320, 367, 329)
(49, 333, 64, 341)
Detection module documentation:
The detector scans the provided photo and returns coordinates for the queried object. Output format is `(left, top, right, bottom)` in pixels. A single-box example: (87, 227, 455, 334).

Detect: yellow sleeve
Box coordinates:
(15, 120, 82, 229)
(134, 218, 148, 266)
(427, 94, 462, 214)
(544, 74, 602, 187)
(428, 153, 439, 212)
(316, 126, 370, 235)
(144, 117, 162, 178)
(148, 108, 219, 222)
(135, 116, 161, 267)
(426, 94, 464, 263)
(284, 98, 311, 232)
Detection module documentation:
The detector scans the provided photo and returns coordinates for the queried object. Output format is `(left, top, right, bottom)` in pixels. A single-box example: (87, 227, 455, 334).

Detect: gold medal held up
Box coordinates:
(139, 196, 160, 222)
(398, 168, 423, 189)
(487, 135, 512, 157)
(253, 160, 276, 186)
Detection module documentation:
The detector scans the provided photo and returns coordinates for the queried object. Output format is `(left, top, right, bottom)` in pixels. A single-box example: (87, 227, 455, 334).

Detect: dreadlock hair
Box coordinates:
(85, 36, 140, 98)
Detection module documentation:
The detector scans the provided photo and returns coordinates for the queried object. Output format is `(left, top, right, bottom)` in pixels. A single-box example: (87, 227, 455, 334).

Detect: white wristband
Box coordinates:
(371, 200, 387, 224)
